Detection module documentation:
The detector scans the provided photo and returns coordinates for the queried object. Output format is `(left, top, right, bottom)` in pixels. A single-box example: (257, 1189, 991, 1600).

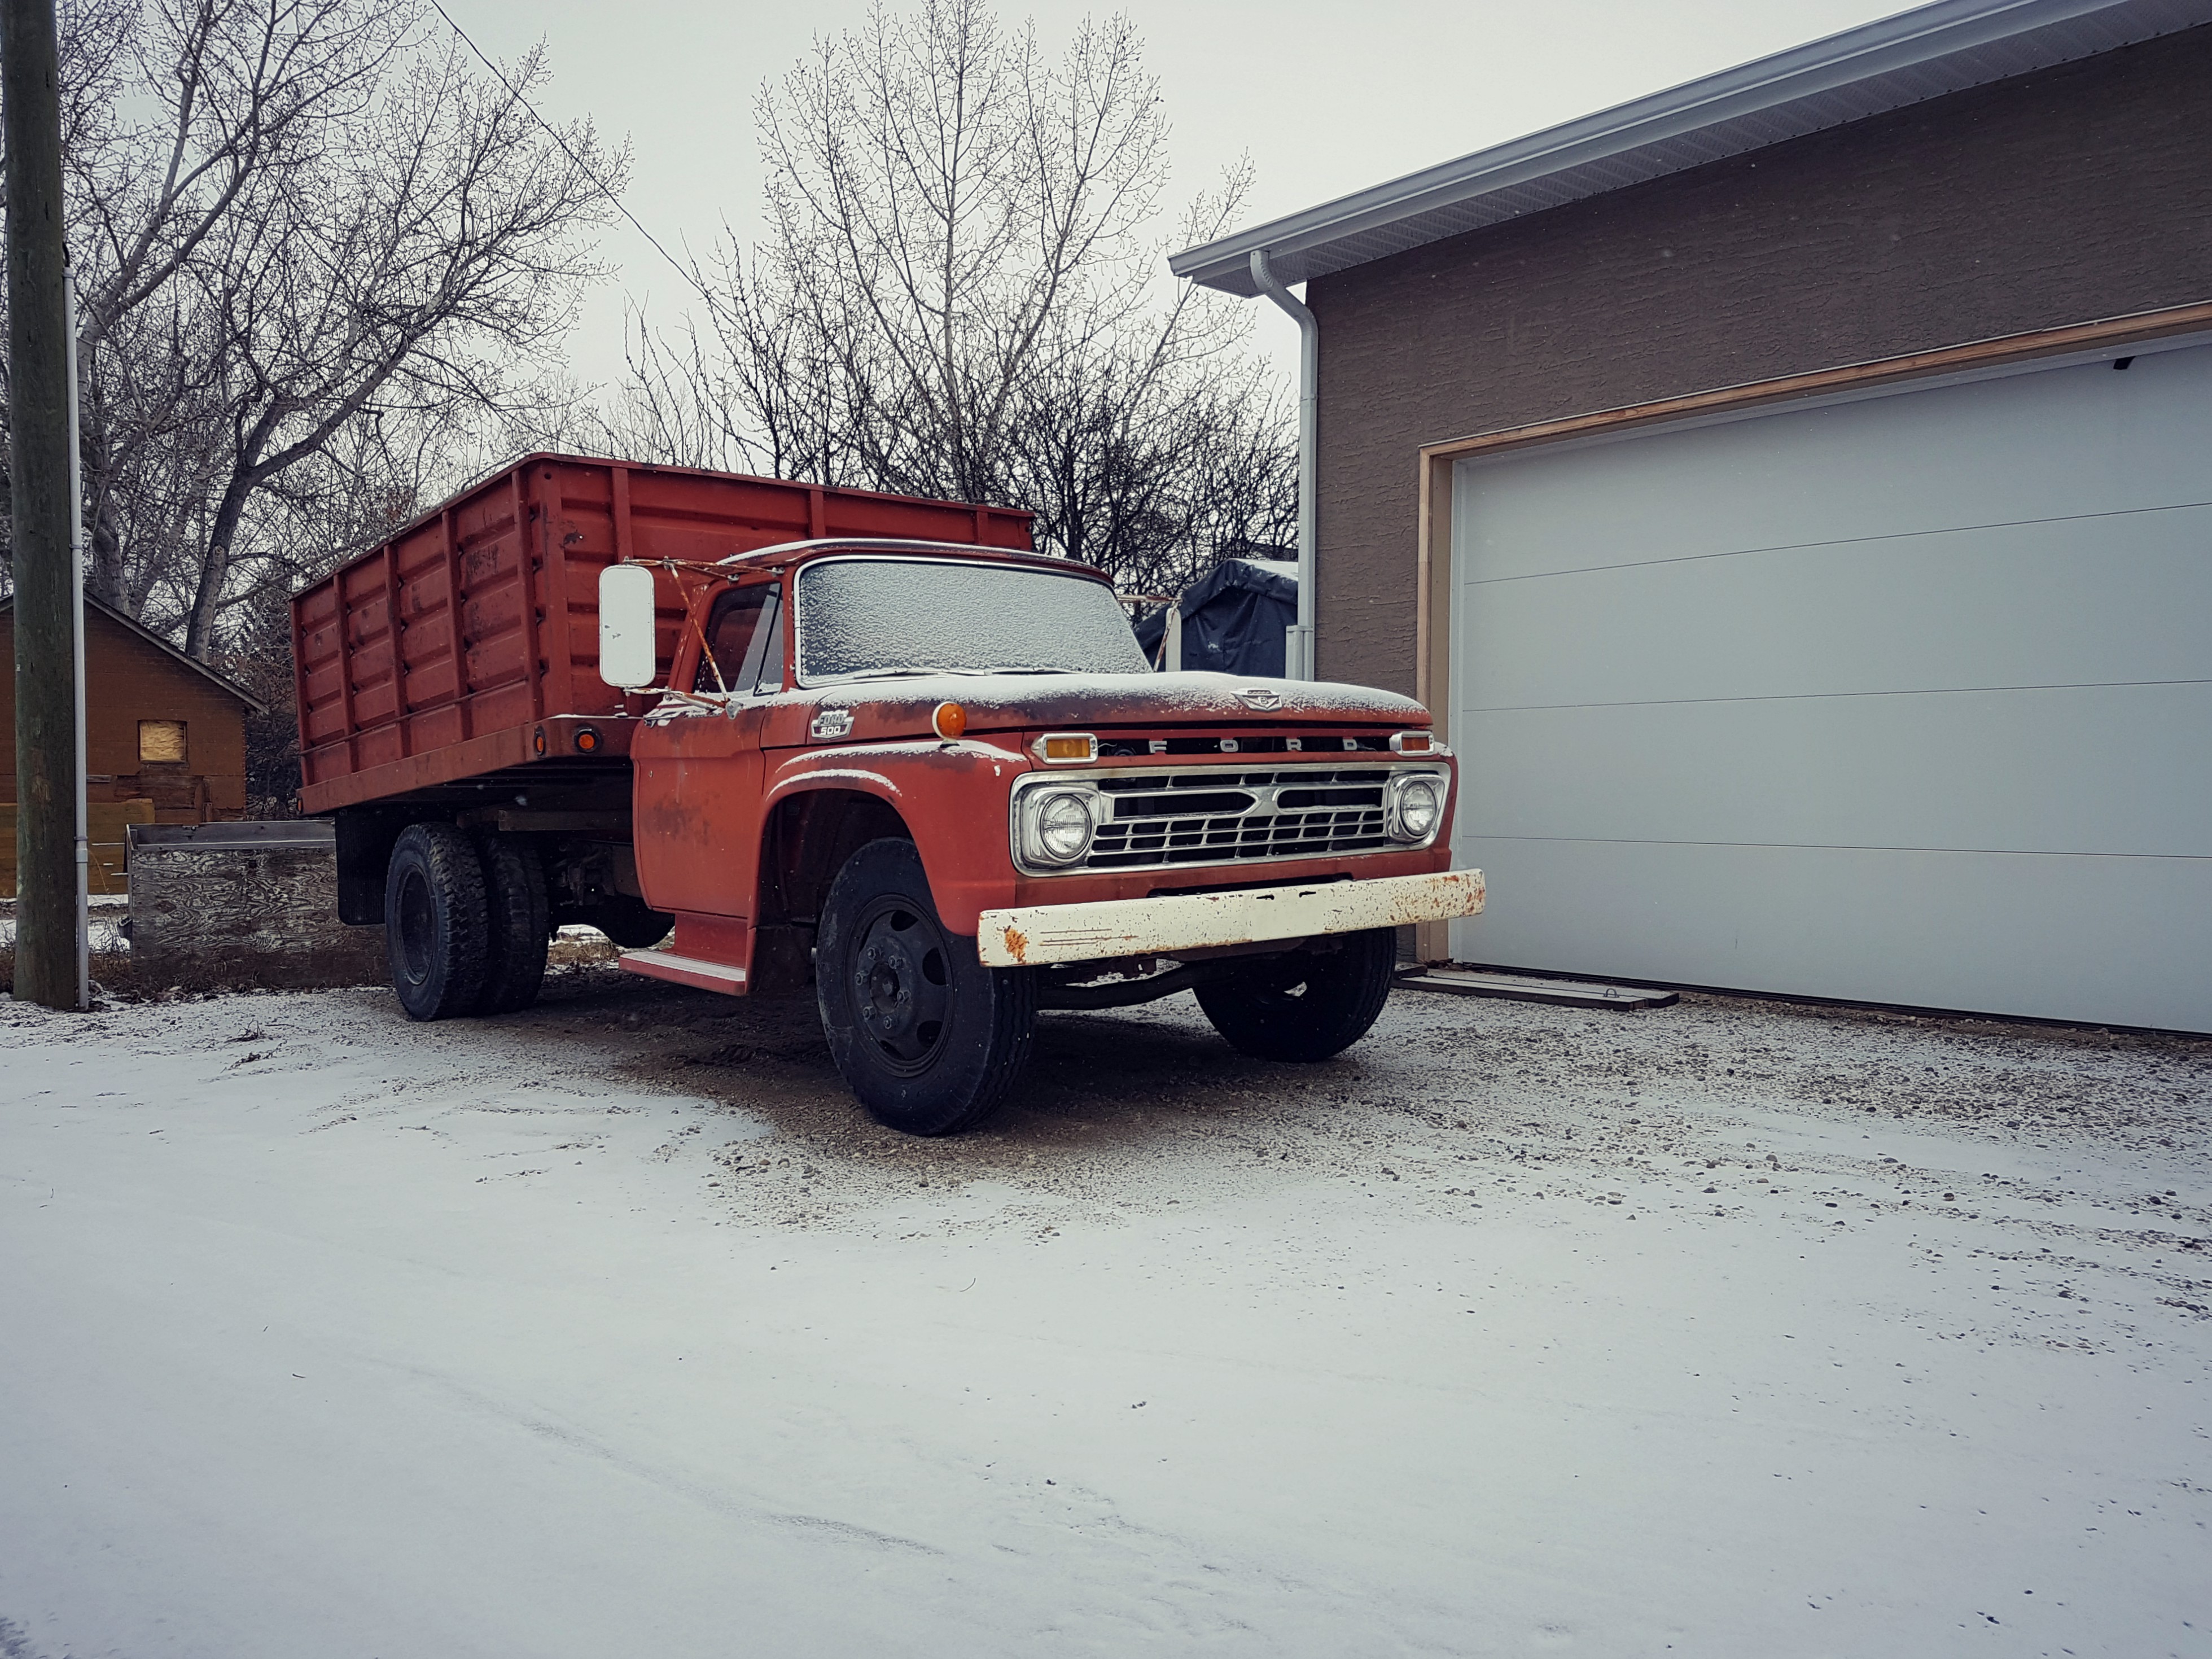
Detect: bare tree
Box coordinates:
(3, 0, 626, 659)
(614, 0, 1293, 589)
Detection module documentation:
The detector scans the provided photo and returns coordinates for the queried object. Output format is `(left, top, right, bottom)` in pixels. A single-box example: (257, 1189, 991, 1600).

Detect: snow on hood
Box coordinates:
(796, 671, 1425, 733)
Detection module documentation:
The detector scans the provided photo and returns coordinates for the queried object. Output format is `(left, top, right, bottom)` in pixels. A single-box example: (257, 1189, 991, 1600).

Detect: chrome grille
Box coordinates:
(1084, 768, 1391, 870)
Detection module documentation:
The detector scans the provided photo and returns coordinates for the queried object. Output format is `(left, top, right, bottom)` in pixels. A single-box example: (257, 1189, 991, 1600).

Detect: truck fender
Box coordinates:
(758, 742, 1026, 937)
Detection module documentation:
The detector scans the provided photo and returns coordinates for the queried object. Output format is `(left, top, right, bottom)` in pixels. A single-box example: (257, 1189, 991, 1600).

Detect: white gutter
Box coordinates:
(1249, 249, 1317, 680)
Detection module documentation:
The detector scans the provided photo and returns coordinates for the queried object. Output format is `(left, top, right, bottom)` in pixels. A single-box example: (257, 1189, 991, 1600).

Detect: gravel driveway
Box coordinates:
(585, 961, 2211, 1261)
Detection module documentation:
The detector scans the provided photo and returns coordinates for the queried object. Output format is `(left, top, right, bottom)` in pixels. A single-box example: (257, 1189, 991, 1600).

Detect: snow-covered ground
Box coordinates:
(2, 966, 2206, 1658)
(0, 895, 131, 957)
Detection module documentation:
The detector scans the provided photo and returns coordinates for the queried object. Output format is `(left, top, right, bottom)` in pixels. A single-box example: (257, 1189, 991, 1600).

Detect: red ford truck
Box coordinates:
(294, 454, 1483, 1134)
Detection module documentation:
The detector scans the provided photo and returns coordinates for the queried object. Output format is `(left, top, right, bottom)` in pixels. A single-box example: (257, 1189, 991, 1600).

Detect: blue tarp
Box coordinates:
(1132, 559, 1298, 676)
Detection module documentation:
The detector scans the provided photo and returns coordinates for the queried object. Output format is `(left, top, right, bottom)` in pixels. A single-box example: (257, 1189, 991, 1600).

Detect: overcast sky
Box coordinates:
(450, 0, 1917, 399)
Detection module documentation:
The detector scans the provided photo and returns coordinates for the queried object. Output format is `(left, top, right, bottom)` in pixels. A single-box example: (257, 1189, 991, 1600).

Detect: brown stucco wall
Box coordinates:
(1308, 24, 2212, 695)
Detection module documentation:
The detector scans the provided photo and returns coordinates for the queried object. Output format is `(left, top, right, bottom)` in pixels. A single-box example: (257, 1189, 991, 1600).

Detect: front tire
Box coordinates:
(1194, 927, 1396, 1062)
(816, 838, 1035, 1136)
(385, 823, 489, 1021)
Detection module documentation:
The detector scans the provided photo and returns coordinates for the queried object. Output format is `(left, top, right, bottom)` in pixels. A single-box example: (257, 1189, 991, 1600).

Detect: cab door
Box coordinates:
(631, 577, 788, 918)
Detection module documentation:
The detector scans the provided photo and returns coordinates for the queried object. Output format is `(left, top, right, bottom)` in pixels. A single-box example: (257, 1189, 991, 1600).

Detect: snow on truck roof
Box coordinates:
(711, 537, 1113, 583)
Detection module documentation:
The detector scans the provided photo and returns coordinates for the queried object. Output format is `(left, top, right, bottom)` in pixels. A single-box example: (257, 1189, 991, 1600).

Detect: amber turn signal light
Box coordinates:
(932, 701, 968, 741)
(1388, 730, 1433, 754)
(575, 726, 602, 752)
(1035, 732, 1098, 764)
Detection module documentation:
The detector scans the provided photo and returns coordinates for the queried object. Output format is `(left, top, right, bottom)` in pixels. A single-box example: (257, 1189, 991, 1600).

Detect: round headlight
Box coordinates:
(1394, 776, 1441, 842)
(1034, 790, 1096, 864)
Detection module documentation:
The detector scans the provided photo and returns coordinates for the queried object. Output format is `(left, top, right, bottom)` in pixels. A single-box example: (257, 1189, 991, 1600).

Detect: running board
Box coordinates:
(619, 948, 748, 996)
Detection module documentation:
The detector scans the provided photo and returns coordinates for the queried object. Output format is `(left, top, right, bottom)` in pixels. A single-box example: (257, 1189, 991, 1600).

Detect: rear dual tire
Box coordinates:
(475, 832, 550, 1015)
(385, 825, 550, 1021)
(386, 824, 490, 1021)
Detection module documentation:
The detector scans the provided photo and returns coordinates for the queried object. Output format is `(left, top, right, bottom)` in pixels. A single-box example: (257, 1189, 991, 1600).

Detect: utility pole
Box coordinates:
(4, 0, 83, 1010)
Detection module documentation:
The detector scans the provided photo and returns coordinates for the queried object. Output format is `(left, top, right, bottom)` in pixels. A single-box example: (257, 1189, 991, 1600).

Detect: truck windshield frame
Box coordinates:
(792, 555, 1151, 687)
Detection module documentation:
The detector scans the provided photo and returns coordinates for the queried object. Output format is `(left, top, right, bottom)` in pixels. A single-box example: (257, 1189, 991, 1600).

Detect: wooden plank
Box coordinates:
(1396, 966, 1679, 1010)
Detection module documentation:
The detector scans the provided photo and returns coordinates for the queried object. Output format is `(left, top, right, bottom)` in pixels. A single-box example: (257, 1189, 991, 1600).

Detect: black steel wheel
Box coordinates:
(1193, 927, 1397, 1062)
(384, 822, 489, 1021)
(473, 831, 550, 1015)
(816, 837, 1035, 1135)
(849, 892, 956, 1074)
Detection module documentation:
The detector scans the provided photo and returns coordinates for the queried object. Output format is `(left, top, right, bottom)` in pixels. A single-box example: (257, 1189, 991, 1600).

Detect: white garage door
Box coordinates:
(1449, 338, 2212, 1031)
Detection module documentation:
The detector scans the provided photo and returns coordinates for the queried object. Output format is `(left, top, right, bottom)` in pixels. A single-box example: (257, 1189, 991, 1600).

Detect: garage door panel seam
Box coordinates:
(1458, 496, 2212, 589)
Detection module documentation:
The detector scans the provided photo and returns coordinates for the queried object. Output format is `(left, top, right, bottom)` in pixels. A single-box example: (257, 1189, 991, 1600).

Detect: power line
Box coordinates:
(425, 0, 715, 305)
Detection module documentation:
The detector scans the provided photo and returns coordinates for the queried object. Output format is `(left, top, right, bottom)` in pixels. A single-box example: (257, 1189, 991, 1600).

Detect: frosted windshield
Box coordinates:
(795, 558, 1150, 683)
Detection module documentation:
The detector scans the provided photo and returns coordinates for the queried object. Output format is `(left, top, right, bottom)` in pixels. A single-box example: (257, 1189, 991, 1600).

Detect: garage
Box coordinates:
(1173, 0, 2212, 1030)
(1446, 338, 2211, 1030)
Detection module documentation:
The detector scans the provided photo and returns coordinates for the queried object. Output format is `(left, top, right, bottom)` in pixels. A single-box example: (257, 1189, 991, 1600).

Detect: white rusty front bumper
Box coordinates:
(975, 869, 1485, 969)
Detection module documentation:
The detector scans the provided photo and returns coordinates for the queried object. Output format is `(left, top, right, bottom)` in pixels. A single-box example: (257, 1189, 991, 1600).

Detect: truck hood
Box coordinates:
(761, 671, 1427, 748)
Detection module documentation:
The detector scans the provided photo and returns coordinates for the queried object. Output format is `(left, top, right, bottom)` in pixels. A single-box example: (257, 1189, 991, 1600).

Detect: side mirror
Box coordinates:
(598, 563, 660, 689)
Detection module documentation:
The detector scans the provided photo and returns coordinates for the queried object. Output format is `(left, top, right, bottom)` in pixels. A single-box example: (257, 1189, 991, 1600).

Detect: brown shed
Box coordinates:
(1, 596, 264, 893)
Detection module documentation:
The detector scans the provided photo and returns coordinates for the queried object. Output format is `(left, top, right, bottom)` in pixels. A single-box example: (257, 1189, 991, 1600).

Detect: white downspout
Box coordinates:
(1249, 249, 1316, 681)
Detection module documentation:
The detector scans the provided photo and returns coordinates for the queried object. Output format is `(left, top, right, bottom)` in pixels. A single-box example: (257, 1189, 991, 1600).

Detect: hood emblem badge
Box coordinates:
(810, 708, 854, 740)
(1236, 687, 1283, 711)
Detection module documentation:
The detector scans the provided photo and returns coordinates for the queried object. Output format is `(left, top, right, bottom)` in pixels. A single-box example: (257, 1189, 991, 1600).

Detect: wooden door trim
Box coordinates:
(1419, 300, 2212, 471)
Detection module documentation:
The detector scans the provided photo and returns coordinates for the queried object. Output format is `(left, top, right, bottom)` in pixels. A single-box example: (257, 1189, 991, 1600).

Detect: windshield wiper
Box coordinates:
(817, 668, 965, 682)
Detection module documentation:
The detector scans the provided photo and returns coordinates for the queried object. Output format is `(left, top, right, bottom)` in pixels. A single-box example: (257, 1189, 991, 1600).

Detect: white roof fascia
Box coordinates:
(1172, 0, 2212, 296)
